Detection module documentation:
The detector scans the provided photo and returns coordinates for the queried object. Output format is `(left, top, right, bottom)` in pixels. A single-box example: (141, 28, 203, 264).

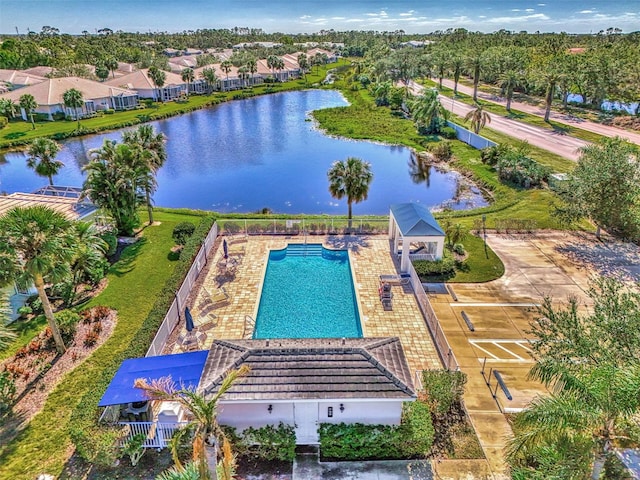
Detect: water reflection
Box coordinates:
(0, 90, 488, 213)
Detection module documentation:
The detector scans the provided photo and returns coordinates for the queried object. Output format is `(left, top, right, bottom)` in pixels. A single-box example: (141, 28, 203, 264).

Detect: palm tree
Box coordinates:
(465, 52, 484, 102)
(64, 221, 107, 306)
(122, 125, 167, 224)
(266, 55, 278, 79)
(134, 366, 250, 480)
(0, 206, 75, 353)
(83, 140, 144, 236)
(273, 57, 285, 81)
(200, 67, 218, 94)
(246, 59, 257, 86)
(26, 138, 64, 186)
(297, 54, 308, 81)
(499, 71, 524, 112)
(157, 462, 200, 480)
(327, 157, 373, 230)
(63, 88, 84, 129)
(448, 55, 464, 95)
(464, 103, 491, 134)
(0, 98, 18, 119)
(19, 93, 38, 129)
(220, 61, 232, 90)
(410, 89, 449, 135)
(105, 57, 118, 79)
(181, 68, 194, 97)
(148, 66, 166, 101)
(237, 66, 249, 88)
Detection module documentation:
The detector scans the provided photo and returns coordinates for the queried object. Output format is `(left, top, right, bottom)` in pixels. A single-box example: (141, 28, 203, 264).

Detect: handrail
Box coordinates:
(243, 315, 255, 339)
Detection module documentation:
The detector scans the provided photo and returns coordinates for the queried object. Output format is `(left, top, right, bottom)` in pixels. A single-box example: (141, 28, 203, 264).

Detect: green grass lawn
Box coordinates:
(0, 315, 47, 362)
(0, 60, 348, 150)
(0, 210, 205, 479)
(448, 234, 505, 283)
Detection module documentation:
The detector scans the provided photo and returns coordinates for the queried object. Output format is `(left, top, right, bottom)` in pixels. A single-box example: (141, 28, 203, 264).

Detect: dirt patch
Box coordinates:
(0, 308, 117, 445)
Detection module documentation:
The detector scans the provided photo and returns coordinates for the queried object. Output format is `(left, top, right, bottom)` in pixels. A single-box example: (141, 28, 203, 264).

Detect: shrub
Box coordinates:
(422, 370, 467, 415)
(430, 141, 453, 162)
(27, 295, 43, 315)
(104, 109, 115, 115)
(400, 400, 435, 457)
(54, 310, 81, 345)
(319, 423, 406, 460)
(0, 371, 16, 417)
(413, 258, 456, 277)
(242, 422, 296, 461)
(51, 112, 66, 121)
(17, 305, 32, 317)
(101, 232, 118, 256)
(480, 144, 510, 166)
(440, 126, 457, 140)
(0, 116, 8, 129)
(172, 221, 196, 246)
(452, 243, 466, 255)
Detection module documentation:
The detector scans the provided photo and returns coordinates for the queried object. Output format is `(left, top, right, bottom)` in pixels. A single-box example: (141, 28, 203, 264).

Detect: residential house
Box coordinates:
(105, 69, 186, 101)
(307, 48, 337, 64)
(0, 69, 47, 91)
(0, 76, 139, 120)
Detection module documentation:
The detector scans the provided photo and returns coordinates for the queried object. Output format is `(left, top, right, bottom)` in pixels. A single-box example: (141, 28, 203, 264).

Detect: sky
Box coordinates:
(0, 0, 639, 35)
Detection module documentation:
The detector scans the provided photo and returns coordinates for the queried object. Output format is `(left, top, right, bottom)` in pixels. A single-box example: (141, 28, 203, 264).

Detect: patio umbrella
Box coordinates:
(185, 306, 195, 332)
(223, 239, 228, 259)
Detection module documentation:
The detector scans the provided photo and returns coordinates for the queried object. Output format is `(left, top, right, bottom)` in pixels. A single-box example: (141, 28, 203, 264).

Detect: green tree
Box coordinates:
(0, 206, 75, 353)
(181, 68, 194, 96)
(135, 366, 249, 480)
(327, 157, 373, 229)
(95, 63, 109, 81)
(220, 60, 232, 90)
(409, 89, 449, 135)
(26, 137, 64, 186)
(122, 124, 167, 224)
(297, 53, 309, 81)
(508, 276, 640, 478)
(148, 66, 166, 101)
(556, 137, 640, 240)
(465, 51, 484, 102)
(0, 291, 17, 350)
(499, 71, 525, 112)
(0, 98, 18, 119)
(105, 57, 118, 78)
(246, 58, 258, 86)
(448, 55, 465, 95)
(200, 67, 218, 94)
(63, 88, 84, 129)
(83, 140, 145, 236)
(19, 93, 37, 129)
(464, 103, 491, 134)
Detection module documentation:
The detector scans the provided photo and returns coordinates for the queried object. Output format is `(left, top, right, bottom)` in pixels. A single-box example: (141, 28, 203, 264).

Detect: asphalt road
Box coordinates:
(438, 78, 640, 147)
(408, 81, 587, 161)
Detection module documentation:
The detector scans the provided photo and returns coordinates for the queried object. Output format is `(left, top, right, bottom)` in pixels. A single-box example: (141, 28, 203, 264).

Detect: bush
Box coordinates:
(422, 370, 467, 415)
(0, 116, 7, 129)
(104, 109, 115, 115)
(440, 126, 457, 139)
(26, 295, 43, 315)
(17, 305, 32, 317)
(0, 371, 16, 417)
(400, 401, 435, 457)
(242, 422, 296, 461)
(319, 423, 406, 460)
(100, 232, 118, 257)
(430, 141, 453, 162)
(51, 112, 66, 121)
(54, 310, 81, 345)
(480, 144, 510, 166)
(413, 258, 456, 277)
(172, 221, 196, 246)
(452, 243, 466, 255)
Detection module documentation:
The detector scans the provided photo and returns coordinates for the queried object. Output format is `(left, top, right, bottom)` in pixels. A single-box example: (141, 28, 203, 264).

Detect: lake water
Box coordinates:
(0, 90, 487, 214)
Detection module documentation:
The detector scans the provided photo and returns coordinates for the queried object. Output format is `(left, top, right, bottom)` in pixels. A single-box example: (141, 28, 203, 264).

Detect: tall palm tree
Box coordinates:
(122, 125, 167, 224)
(409, 89, 449, 135)
(273, 57, 285, 81)
(0, 206, 75, 353)
(220, 61, 232, 90)
(297, 54, 308, 81)
(181, 68, 194, 97)
(448, 55, 465, 95)
(266, 55, 278, 78)
(26, 137, 64, 186)
(327, 157, 374, 230)
(200, 67, 218, 94)
(63, 88, 84, 129)
(237, 66, 249, 88)
(148, 66, 166, 101)
(246, 59, 257, 86)
(465, 52, 484, 102)
(464, 103, 491, 134)
(64, 221, 107, 306)
(105, 57, 118, 79)
(134, 366, 250, 480)
(499, 71, 524, 112)
(0, 98, 18, 119)
(19, 93, 38, 130)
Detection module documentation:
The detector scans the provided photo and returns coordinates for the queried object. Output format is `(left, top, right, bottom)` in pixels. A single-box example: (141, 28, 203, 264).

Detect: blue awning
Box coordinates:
(98, 350, 209, 407)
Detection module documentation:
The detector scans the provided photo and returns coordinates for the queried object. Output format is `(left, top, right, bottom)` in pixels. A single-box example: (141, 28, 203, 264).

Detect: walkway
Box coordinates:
(408, 81, 588, 161)
(438, 78, 640, 147)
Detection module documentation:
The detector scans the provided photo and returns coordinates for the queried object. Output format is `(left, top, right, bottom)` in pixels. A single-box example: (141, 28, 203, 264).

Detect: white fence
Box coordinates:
(120, 421, 189, 449)
(219, 218, 389, 236)
(447, 121, 496, 150)
(146, 221, 219, 357)
(407, 261, 459, 371)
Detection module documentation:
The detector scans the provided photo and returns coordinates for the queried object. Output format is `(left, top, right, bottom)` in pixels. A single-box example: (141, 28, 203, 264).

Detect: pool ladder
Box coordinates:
(243, 315, 255, 339)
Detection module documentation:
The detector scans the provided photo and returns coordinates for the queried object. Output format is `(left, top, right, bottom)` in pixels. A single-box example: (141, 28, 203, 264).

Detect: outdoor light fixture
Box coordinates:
(327, 407, 333, 418)
(339, 403, 345, 413)
(268, 404, 273, 414)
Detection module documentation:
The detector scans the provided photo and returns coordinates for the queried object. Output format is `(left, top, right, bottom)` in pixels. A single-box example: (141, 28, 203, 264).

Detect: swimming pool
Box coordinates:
(253, 244, 362, 339)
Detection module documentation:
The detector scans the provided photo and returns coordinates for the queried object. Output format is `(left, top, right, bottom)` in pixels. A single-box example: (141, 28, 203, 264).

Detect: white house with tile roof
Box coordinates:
(105, 69, 186, 101)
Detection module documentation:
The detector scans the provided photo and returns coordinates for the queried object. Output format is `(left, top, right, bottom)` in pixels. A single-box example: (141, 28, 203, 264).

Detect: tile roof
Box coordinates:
(104, 69, 185, 90)
(0, 76, 137, 105)
(0, 69, 47, 87)
(199, 337, 415, 401)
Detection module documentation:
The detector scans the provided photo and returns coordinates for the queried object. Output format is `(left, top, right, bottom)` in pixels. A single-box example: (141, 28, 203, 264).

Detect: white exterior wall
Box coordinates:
(318, 400, 404, 425)
(218, 401, 295, 432)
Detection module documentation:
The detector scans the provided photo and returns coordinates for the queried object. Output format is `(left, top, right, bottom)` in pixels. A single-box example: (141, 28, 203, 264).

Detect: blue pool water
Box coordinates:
(254, 244, 362, 339)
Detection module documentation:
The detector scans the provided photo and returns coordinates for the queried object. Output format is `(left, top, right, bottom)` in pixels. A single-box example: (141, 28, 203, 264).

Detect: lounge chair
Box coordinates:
(381, 296, 393, 311)
(203, 286, 230, 306)
(379, 273, 411, 286)
(195, 312, 217, 331)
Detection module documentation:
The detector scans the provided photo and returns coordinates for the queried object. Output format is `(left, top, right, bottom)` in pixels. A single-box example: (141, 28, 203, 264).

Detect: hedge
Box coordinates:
(69, 214, 215, 465)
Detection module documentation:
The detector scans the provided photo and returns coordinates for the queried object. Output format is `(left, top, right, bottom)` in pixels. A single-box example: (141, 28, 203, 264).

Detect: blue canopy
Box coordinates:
(98, 350, 209, 407)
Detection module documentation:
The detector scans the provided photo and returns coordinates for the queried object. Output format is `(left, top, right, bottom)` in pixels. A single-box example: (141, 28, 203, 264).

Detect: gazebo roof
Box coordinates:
(390, 203, 445, 237)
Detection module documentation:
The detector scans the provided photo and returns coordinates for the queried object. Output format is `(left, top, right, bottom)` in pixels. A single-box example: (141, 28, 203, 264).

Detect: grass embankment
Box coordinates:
(426, 78, 607, 145)
(0, 316, 47, 362)
(0, 60, 348, 150)
(0, 210, 206, 478)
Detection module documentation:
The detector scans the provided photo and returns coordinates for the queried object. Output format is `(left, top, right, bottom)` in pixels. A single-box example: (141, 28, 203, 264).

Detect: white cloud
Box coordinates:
(399, 10, 415, 17)
(537, 3, 546, 5)
(300, 15, 311, 19)
(579, 10, 595, 14)
(511, 8, 521, 12)
(484, 13, 550, 24)
(525, 9, 535, 12)
(331, 16, 345, 20)
(380, 10, 388, 17)
(479, 15, 487, 18)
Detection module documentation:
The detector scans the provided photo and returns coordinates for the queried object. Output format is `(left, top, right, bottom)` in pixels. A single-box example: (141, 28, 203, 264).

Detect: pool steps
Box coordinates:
(285, 244, 324, 257)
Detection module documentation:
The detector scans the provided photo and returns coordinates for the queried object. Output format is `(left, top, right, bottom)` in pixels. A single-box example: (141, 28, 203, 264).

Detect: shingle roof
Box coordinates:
(199, 337, 415, 401)
(390, 203, 445, 237)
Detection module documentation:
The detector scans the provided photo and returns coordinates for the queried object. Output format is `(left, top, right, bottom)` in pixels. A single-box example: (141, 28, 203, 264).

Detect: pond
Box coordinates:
(0, 90, 487, 214)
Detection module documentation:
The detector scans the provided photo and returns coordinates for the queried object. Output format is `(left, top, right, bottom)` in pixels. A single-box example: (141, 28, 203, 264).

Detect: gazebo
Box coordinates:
(388, 203, 446, 273)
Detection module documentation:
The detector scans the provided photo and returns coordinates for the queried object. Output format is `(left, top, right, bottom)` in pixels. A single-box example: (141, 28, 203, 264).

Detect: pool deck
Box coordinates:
(168, 234, 441, 376)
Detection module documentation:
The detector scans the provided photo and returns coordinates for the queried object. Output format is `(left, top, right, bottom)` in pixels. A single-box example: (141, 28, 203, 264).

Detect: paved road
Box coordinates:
(438, 78, 640, 146)
(408, 81, 587, 161)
